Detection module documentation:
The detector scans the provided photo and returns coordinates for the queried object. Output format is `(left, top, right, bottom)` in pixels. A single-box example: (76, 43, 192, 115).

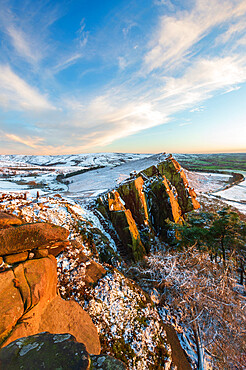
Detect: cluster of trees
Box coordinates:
(171, 207, 246, 284)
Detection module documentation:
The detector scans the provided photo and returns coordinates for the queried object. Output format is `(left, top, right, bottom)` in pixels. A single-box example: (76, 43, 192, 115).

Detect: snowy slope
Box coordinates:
(0, 152, 151, 168)
(68, 153, 168, 198)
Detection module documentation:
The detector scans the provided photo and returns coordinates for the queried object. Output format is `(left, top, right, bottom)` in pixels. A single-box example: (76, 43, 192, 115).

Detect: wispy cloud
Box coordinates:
(4, 133, 44, 149)
(0, 65, 55, 111)
(179, 121, 192, 127)
(144, 0, 246, 72)
(156, 56, 246, 109)
(77, 19, 89, 48)
(53, 53, 83, 74)
(6, 25, 42, 63)
(190, 106, 205, 113)
(0, 0, 246, 154)
(154, 0, 175, 11)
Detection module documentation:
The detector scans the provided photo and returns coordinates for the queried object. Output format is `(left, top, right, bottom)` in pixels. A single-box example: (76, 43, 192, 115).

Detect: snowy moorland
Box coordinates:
(0, 152, 245, 369)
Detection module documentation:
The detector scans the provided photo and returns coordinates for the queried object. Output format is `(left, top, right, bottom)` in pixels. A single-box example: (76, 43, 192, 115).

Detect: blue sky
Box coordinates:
(0, 0, 246, 154)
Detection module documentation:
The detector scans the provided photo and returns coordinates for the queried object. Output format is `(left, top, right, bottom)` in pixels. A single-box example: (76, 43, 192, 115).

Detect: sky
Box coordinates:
(0, 0, 246, 155)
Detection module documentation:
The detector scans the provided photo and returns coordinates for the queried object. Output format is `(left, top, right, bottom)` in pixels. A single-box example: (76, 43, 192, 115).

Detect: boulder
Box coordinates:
(0, 212, 22, 229)
(48, 240, 71, 256)
(21, 255, 57, 309)
(39, 296, 101, 354)
(0, 270, 24, 344)
(12, 263, 32, 311)
(0, 256, 57, 347)
(82, 258, 106, 287)
(74, 250, 106, 287)
(91, 354, 127, 369)
(0, 223, 69, 256)
(2, 256, 101, 355)
(4, 251, 28, 265)
(33, 248, 49, 258)
(0, 333, 90, 370)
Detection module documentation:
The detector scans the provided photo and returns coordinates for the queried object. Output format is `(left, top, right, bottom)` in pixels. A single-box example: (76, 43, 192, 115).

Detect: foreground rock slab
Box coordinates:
(0, 333, 90, 370)
(0, 222, 69, 256)
(1, 255, 101, 355)
(0, 212, 22, 228)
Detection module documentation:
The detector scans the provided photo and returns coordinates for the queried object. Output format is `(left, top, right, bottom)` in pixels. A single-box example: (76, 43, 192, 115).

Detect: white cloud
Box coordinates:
(179, 121, 192, 127)
(6, 25, 42, 63)
(118, 57, 128, 70)
(77, 19, 89, 48)
(4, 133, 44, 149)
(144, 0, 246, 72)
(153, 56, 246, 113)
(57, 95, 166, 149)
(0, 65, 55, 111)
(190, 106, 205, 113)
(154, 0, 175, 11)
(53, 53, 83, 73)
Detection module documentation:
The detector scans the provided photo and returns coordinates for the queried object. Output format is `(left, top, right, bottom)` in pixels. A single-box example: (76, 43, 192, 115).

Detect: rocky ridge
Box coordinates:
(96, 155, 200, 261)
(0, 155, 200, 369)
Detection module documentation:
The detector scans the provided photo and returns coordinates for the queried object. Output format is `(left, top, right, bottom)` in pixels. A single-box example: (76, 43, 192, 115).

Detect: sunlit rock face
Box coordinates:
(157, 155, 200, 213)
(0, 217, 101, 355)
(97, 156, 200, 261)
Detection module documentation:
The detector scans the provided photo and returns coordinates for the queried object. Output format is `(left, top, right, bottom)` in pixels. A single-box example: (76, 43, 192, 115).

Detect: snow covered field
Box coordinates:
(0, 152, 245, 369)
(68, 153, 167, 199)
(0, 152, 245, 214)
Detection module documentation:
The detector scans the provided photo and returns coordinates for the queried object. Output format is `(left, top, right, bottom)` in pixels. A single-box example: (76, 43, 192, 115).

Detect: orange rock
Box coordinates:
(39, 296, 101, 354)
(48, 240, 71, 257)
(0, 270, 24, 344)
(1, 255, 101, 355)
(22, 255, 57, 308)
(4, 252, 28, 265)
(188, 188, 200, 210)
(0, 223, 69, 256)
(83, 258, 106, 287)
(108, 191, 125, 211)
(162, 176, 183, 224)
(13, 263, 32, 311)
(0, 212, 22, 229)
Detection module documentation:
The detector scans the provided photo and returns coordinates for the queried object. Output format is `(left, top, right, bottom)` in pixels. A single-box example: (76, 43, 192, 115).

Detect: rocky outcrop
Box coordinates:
(0, 333, 127, 370)
(156, 155, 200, 213)
(108, 191, 146, 262)
(0, 222, 69, 257)
(0, 218, 101, 355)
(97, 156, 200, 261)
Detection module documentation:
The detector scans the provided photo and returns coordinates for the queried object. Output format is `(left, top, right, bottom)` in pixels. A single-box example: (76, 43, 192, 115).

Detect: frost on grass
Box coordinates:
(129, 249, 246, 370)
(0, 192, 117, 260)
(83, 270, 172, 370)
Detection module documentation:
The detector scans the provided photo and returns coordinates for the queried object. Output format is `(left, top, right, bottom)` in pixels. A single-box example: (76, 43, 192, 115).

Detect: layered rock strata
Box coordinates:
(97, 156, 200, 261)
